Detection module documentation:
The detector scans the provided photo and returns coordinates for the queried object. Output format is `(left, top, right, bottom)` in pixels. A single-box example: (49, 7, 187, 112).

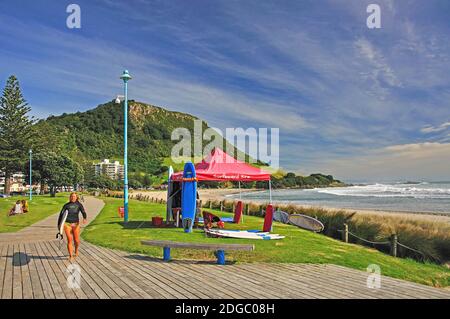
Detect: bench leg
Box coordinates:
(163, 247, 171, 261)
(216, 250, 225, 265)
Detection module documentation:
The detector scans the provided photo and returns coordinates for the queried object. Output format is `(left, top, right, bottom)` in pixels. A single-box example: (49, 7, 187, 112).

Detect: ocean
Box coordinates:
(229, 182, 450, 214)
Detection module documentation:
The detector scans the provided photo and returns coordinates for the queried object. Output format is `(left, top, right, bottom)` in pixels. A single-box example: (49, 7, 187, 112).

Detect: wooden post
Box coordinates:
(246, 203, 250, 215)
(232, 202, 236, 212)
(199, 200, 203, 209)
(220, 201, 223, 211)
(342, 223, 348, 243)
(390, 234, 398, 257)
(209, 200, 212, 209)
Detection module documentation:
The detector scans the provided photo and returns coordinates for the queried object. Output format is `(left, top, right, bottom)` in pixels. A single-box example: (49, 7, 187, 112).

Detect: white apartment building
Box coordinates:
(94, 159, 124, 180)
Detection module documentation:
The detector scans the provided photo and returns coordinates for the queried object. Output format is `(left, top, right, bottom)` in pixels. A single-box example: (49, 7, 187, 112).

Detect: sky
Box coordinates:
(0, 0, 449, 182)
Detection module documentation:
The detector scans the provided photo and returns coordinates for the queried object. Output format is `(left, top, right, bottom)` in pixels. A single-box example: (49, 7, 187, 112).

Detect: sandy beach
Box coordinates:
(130, 188, 450, 223)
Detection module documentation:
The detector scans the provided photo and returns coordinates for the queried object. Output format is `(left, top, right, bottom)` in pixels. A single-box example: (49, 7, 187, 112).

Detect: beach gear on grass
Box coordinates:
(181, 162, 197, 233)
(288, 214, 324, 232)
(273, 210, 290, 224)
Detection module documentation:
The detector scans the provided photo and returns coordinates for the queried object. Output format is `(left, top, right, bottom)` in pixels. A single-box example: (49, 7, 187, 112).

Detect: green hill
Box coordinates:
(34, 100, 342, 188)
(38, 100, 208, 175)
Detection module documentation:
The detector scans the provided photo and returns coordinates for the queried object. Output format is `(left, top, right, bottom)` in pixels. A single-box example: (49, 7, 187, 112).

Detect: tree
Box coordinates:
(0, 75, 34, 194)
(26, 152, 83, 196)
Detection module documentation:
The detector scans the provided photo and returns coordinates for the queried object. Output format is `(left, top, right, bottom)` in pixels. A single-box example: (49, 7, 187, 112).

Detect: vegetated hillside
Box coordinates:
(37, 100, 212, 175)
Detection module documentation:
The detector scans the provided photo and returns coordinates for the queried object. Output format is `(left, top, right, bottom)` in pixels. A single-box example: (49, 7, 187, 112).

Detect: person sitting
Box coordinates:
(8, 201, 23, 216)
(21, 200, 29, 213)
(202, 211, 225, 230)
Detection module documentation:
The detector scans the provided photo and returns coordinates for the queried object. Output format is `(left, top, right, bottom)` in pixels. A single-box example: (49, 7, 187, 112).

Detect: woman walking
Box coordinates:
(58, 193, 87, 261)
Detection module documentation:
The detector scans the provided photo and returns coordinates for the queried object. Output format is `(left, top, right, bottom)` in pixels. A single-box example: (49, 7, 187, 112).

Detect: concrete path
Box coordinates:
(0, 197, 104, 244)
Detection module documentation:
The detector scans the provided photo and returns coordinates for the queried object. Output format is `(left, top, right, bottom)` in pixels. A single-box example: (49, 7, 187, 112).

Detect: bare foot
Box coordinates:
(69, 256, 74, 262)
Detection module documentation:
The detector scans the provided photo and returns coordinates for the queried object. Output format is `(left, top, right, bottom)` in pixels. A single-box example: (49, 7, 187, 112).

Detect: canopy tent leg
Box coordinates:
(238, 181, 243, 222)
(269, 180, 272, 204)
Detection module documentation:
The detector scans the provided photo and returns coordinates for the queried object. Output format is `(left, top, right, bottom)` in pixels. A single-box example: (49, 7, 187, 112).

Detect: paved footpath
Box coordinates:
(0, 197, 449, 299)
(0, 197, 104, 244)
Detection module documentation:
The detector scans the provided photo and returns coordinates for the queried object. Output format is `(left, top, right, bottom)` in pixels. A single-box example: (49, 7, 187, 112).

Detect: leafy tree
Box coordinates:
(26, 152, 83, 196)
(0, 75, 34, 194)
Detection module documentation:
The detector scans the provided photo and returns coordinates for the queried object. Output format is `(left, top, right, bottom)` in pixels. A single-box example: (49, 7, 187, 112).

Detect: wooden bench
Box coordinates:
(141, 240, 255, 265)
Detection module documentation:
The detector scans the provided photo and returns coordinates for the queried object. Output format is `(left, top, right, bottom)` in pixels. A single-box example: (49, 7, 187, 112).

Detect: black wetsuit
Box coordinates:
(59, 201, 87, 224)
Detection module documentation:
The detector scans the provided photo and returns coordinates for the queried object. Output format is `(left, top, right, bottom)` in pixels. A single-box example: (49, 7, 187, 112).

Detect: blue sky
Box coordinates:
(0, 0, 449, 181)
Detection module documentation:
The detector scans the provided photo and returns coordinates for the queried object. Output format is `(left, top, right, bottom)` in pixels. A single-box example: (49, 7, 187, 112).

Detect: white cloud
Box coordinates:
(421, 122, 450, 134)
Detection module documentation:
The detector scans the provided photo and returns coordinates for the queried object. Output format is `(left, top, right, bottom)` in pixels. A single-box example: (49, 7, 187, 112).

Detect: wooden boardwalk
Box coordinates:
(0, 240, 449, 299)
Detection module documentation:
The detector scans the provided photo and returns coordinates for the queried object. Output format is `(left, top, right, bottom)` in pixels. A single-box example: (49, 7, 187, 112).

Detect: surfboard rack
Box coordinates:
(141, 240, 254, 265)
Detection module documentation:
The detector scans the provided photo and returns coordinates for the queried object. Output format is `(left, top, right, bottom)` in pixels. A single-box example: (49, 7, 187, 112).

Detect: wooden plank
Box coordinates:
(40, 241, 78, 300)
(0, 245, 8, 298)
(110, 250, 225, 299)
(98, 245, 198, 299)
(2, 245, 13, 299)
(185, 263, 275, 299)
(328, 264, 450, 298)
(19, 243, 33, 299)
(291, 264, 415, 299)
(73, 245, 126, 299)
(12, 244, 23, 299)
(233, 263, 355, 299)
(82, 243, 167, 299)
(34, 242, 66, 299)
(81, 243, 152, 299)
(200, 263, 315, 299)
(28, 242, 55, 299)
(23, 242, 45, 299)
(47, 240, 98, 299)
(181, 261, 283, 298)
(306, 264, 450, 299)
(88, 243, 190, 299)
(64, 247, 114, 300)
(141, 240, 254, 251)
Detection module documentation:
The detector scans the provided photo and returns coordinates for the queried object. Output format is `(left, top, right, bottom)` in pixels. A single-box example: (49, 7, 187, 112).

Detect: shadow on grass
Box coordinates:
(124, 253, 236, 265)
(98, 220, 177, 230)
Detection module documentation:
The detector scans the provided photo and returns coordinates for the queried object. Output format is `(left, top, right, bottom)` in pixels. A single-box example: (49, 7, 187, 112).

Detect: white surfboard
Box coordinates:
(206, 229, 285, 240)
(57, 210, 68, 239)
(288, 214, 324, 232)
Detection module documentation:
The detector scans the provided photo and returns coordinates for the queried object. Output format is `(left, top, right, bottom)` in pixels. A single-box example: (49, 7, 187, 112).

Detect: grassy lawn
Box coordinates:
(0, 194, 68, 233)
(82, 197, 450, 287)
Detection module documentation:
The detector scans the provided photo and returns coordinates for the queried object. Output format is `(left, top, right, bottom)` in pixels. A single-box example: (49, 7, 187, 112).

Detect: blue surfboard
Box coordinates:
(181, 162, 197, 233)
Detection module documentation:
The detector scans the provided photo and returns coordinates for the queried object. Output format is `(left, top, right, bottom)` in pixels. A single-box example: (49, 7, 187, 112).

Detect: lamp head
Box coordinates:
(120, 70, 132, 82)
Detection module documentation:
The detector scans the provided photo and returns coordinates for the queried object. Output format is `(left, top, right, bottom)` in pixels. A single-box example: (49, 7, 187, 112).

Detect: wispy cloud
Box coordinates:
(421, 122, 450, 134)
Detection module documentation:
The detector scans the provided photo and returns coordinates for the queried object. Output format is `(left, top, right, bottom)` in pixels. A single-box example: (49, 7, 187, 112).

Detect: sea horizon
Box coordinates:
(229, 181, 450, 215)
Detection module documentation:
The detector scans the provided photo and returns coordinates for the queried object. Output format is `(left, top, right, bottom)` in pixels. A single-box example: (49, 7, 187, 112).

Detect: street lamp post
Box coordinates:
(29, 149, 32, 201)
(120, 70, 132, 222)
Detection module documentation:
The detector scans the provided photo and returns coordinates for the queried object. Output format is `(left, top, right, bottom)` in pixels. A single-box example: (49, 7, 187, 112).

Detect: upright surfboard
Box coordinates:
(181, 162, 197, 233)
(166, 166, 174, 222)
(56, 210, 68, 239)
(262, 204, 274, 232)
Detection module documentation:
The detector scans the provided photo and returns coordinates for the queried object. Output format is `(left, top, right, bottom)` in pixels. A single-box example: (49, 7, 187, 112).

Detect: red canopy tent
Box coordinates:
(169, 148, 274, 231)
(171, 148, 271, 182)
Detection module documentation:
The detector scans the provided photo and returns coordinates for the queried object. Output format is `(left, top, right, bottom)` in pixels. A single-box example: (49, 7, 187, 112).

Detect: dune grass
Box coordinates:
(0, 194, 68, 233)
(82, 197, 450, 287)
